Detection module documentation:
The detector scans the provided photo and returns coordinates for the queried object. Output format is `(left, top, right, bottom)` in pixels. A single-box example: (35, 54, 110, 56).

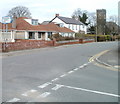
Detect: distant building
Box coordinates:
(50, 14, 87, 34)
(96, 9, 106, 35)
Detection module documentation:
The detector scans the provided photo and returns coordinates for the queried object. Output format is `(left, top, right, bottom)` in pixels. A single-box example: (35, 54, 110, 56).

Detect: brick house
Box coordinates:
(0, 17, 75, 42)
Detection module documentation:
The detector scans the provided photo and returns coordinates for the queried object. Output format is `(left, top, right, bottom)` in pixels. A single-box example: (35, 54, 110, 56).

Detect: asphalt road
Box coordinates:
(2, 42, 119, 102)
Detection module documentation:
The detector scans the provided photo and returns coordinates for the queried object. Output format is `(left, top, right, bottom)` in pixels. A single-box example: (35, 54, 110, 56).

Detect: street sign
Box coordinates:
(2, 16, 12, 24)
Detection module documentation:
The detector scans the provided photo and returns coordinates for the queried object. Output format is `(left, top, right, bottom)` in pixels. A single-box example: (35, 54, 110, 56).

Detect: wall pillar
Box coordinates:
(25, 31, 28, 39)
(35, 32, 38, 40)
(11, 31, 15, 42)
(45, 32, 48, 40)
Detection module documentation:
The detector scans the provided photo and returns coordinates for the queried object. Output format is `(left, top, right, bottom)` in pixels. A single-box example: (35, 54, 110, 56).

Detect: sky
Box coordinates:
(0, 0, 119, 23)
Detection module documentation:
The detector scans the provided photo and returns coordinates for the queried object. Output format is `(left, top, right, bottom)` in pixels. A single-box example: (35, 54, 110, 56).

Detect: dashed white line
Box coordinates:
(39, 92, 51, 98)
(7, 98, 20, 102)
(60, 74, 67, 78)
(73, 68, 79, 71)
(8, 62, 91, 101)
(83, 63, 88, 66)
(68, 70, 74, 74)
(21, 89, 37, 97)
(38, 82, 52, 88)
(79, 65, 84, 68)
(30, 89, 37, 93)
(51, 84, 64, 91)
(51, 78, 59, 82)
(21, 93, 28, 97)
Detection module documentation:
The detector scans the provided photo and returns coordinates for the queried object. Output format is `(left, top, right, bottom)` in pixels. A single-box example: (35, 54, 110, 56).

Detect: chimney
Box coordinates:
(55, 14, 59, 17)
(12, 15, 16, 28)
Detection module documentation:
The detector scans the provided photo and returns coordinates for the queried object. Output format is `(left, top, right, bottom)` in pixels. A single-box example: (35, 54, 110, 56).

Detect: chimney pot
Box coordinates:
(55, 14, 59, 17)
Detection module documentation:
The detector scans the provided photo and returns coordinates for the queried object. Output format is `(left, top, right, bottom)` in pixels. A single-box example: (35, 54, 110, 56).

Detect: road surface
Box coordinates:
(2, 42, 119, 103)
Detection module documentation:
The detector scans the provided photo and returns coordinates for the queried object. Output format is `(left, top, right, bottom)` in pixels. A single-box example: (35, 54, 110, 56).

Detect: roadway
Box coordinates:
(2, 41, 119, 103)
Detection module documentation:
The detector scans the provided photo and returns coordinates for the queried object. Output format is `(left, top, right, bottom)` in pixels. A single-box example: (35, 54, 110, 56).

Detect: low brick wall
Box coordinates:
(55, 39, 94, 46)
(1, 39, 94, 52)
(2, 40, 54, 52)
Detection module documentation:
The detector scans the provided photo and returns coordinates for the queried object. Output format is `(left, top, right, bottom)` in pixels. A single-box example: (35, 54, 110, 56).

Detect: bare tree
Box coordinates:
(109, 15, 118, 24)
(87, 12, 96, 26)
(8, 6, 32, 18)
(72, 8, 96, 26)
(72, 8, 88, 20)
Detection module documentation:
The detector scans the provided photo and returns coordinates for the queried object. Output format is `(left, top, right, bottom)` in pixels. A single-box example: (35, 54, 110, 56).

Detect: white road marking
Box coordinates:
(59, 84, 120, 98)
(21, 93, 28, 97)
(7, 98, 20, 102)
(68, 70, 74, 74)
(38, 82, 52, 88)
(22, 89, 37, 97)
(83, 63, 87, 66)
(51, 84, 64, 91)
(39, 92, 51, 98)
(114, 65, 120, 68)
(60, 74, 67, 77)
(30, 89, 37, 93)
(73, 68, 79, 71)
(51, 78, 59, 82)
(79, 65, 84, 68)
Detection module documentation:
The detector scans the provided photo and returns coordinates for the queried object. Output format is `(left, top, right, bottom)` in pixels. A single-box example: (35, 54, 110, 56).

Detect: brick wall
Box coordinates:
(1, 39, 94, 52)
(2, 40, 54, 52)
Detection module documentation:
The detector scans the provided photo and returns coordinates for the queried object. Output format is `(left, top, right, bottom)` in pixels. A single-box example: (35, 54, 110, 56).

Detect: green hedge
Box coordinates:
(75, 33, 113, 41)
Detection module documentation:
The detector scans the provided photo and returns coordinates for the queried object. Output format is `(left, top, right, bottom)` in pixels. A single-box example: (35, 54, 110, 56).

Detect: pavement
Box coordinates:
(98, 47, 119, 69)
(1, 41, 119, 103)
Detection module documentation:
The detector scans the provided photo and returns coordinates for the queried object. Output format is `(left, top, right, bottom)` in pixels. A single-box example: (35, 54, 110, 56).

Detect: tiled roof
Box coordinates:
(58, 16, 83, 25)
(45, 23, 74, 33)
(50, 16, 83, 25)
(0, 17, 74, 33)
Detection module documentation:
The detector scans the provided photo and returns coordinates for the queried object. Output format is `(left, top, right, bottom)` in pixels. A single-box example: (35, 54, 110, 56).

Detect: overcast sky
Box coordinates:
(0, 0, 119, 23)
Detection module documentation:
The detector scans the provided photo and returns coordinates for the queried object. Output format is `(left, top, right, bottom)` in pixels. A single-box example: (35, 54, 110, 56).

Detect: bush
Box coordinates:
(96, 35, 112, 42)
(51, 33, 75, 41)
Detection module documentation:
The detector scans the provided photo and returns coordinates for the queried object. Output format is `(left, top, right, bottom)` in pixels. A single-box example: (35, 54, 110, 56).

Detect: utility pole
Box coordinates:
(96, 25, 97, 42)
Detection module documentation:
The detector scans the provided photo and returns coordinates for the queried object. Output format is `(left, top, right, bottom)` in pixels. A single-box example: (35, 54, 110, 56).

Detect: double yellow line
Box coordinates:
(89, 50, 119, 71)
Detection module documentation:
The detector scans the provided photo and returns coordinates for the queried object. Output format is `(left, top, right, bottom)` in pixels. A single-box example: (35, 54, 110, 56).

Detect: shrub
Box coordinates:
(51, 33, 75, 41)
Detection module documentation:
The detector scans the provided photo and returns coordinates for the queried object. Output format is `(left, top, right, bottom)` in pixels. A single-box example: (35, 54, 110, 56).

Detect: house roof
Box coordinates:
(41, 21, 50, 25)
(45, 23, 74, 33)
(50, 16, 83, 25)
(0, 17, 74, 33)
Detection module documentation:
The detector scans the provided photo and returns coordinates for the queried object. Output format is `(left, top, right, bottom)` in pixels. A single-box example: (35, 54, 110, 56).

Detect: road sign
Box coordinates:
(2, 16, 12, 24)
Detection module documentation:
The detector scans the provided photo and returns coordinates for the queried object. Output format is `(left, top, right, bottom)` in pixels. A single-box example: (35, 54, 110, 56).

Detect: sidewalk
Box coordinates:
(98, 47, 119, 68)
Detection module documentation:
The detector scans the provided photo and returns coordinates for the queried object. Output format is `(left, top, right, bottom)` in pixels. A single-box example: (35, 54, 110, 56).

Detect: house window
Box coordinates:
(76, 25, 77, 30)
(48, 32, 52, 38)
(83, 25, 85, 28)
(60, 23, 64, 27)
(72, 25, 74, 30)
(29, 32, 35, 39)
(68, 24, 70, 29)
(38, 32, 41, 38)
(32, 19, 38, 25)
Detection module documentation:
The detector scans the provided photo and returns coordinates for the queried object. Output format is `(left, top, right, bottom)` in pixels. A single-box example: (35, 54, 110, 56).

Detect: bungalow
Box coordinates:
(50, 14, 87, 34)
(0, 17, 75, 42)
